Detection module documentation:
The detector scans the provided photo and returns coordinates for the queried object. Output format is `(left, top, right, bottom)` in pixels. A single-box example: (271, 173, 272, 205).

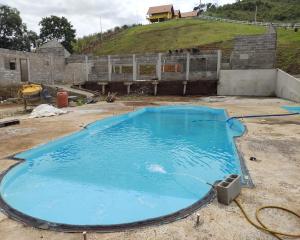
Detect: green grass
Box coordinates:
(92, 19, 266, 55)
(74, 18, 300, 74)
(206, 0, 300, 23)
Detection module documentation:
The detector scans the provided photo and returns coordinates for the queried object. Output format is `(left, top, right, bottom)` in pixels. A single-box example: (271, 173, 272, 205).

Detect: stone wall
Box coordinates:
(230, 26, 277, 69)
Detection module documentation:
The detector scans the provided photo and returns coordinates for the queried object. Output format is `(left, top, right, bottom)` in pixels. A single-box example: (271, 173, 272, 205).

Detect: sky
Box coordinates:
(1, 0, 236, 38)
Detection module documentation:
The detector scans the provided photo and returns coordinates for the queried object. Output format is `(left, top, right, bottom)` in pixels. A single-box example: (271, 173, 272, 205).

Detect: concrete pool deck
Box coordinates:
(0, 96, 299, 240)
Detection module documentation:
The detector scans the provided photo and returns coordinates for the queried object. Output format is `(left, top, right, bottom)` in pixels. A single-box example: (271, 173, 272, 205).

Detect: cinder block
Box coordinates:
(217, 174, 241, 205)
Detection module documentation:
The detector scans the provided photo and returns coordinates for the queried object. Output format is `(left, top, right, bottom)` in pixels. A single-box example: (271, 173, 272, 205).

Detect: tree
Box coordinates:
(0, 5, 37, 51)
(39, 16, 76, 53)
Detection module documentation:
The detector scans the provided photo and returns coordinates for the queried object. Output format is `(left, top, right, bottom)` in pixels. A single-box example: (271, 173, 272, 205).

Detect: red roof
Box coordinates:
(147, 5, 174, 15)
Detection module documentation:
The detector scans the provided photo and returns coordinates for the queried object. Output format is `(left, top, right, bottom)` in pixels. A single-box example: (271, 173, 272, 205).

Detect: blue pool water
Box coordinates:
(282, 106, 300, 113)
(0, 106, 245, 226)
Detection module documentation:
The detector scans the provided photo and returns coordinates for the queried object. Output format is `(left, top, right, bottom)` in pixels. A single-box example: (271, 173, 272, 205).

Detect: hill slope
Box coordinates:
(206, 0, 300, 22)
(73, 19, 300, 74)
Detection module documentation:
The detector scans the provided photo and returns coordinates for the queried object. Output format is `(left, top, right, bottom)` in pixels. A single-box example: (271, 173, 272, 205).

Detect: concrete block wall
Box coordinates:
(86, 51, 219, 82)
(0, 48, 52, 86)
(230, 27, 277, 69)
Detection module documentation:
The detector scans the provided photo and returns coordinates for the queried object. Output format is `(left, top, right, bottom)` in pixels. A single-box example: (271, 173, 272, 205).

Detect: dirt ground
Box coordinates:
(0, 96, 299, 240)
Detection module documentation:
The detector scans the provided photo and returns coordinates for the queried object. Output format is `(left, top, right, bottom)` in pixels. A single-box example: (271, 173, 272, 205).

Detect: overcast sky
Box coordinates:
(1, 0, 236, 38)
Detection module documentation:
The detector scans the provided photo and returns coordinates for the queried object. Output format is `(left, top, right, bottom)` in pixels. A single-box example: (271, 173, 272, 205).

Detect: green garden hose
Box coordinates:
(234, 199, 300, 240)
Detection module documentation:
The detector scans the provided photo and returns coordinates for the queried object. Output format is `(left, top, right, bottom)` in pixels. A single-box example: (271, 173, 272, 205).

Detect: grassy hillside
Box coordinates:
(74, 19, 300, 74)
(206, 0, 300, 22)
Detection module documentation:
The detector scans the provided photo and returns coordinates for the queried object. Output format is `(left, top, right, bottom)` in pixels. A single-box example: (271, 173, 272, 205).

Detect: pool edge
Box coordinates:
(0, 159, 215, 232)
(0, 105, 249, 232)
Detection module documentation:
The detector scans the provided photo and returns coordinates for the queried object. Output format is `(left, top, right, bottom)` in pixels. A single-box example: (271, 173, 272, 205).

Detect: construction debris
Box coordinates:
(29, 104, 67, 118)
(0, 119, 20, 128)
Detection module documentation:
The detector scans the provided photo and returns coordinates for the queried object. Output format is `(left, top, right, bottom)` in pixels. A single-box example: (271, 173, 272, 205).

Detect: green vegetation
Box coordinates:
(206, 0, 300, 22)
(73, 18, 300, 74)
(0, 5, 38, 51)
(39, 16, 76, 53)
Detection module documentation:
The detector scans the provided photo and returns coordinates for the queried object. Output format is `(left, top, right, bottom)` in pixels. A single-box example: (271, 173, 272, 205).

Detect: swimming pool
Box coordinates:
(0, 106, 245, 230)
(282, 106, 300, 113)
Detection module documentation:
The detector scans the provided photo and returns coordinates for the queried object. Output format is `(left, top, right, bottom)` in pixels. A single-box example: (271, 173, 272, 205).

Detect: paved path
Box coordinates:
(46, 84, 95, 98)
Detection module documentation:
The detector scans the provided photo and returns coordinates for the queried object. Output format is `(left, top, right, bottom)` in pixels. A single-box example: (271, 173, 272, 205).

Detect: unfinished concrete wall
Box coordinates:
(218, 69, 277, 96)
(230, 26, 277, 69)
(86, 51, 219, 82)
(36, 40, 68, 83)
(0, 48, 52, 86)
(276, 69, 300, 102)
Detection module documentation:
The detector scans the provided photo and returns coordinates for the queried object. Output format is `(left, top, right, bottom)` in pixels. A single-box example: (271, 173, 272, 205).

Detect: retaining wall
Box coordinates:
(218, 69, 300, 102)
(217, 69, 277, 96)
(230, 26, 277, 69)
(276, 69, 300, 102)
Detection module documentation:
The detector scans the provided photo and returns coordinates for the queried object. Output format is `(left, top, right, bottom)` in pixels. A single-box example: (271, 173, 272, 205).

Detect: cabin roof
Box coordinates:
(147, 4, 174, 15)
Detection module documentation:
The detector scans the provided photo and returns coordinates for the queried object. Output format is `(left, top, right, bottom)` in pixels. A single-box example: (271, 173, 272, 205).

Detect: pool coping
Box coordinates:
(0, 105, 251, 232)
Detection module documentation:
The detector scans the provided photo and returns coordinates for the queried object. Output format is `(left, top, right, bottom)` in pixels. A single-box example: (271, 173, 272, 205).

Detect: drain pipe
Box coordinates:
(227, 112, 299, 122)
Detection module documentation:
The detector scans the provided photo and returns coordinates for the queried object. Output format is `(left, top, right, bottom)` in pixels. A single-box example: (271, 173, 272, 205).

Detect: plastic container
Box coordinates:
(57, 91, 68, 108)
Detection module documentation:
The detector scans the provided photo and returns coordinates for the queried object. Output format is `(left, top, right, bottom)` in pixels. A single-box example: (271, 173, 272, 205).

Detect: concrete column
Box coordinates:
(108, 55, 112, 81)
(73, 72, 76, 85)
(50, 55, 54, 85)
(217, 50, 222, 79)
(27, 57, 31, 83)
(133, 54, 137, 81)
(183, 81, 187, 96)
(186, 52, 190, 81)
(152, 81, 159, 96)
(157, 53, 162, 81)
(85, 55, 89, 82)
(124, 82, 133, 95)
(98, 82, 108, 95)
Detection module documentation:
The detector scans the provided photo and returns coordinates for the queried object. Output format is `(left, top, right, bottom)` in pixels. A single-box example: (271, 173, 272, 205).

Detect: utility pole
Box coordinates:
(254, 4, 258, 23)
(100, 16, 103, 41)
